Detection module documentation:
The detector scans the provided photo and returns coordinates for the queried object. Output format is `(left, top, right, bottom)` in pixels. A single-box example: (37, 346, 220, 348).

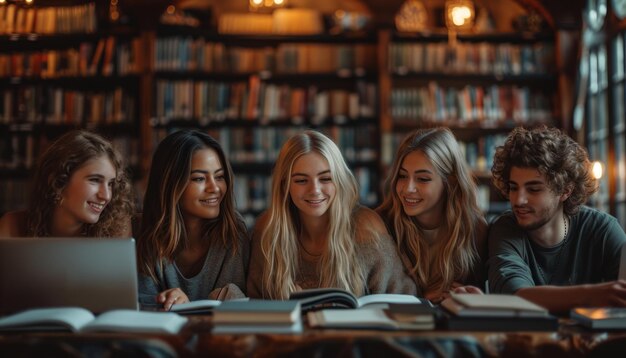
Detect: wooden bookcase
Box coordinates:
(378, 29, 558, 217)
(0, 1, 143, 213)
(0, 0, 565, 223)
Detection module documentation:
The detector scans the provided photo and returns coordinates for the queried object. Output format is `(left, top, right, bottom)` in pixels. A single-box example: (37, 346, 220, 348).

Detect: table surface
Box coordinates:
(1, 316, 624, 357)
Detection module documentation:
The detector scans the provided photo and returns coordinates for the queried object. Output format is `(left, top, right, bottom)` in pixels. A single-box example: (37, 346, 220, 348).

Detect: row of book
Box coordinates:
(0, 3, 97, 35)
(390, 83, 553, 124)
(389, 42, 554, 75)
(0, 37, 141, 78)
(153, 79, 377, 124)
(153, 37, 377, 74)
(385, 131, 507, 175)
(232, 166, 379, 210)
(1, 86, 137, 126)
(153, 125, 378, 165)
(0, 133, 140, 171)
(1, 290, 625, 334)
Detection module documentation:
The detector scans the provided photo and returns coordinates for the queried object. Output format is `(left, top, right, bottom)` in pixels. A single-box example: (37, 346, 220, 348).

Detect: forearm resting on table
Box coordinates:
(516, 284, 617, 313)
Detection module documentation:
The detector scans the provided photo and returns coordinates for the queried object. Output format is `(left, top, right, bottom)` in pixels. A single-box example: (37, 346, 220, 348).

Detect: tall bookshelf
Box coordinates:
(147, 28, 381, 224)
(0, 1, 566, 223)
(580, 0, 626, 227)
(0, 1, 144, 214)
(378, 29, 559, 217)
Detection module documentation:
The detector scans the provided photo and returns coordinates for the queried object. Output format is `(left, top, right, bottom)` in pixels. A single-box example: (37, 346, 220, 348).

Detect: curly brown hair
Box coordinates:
(491, 126, 598, 216)
(27, 130, 134, 237)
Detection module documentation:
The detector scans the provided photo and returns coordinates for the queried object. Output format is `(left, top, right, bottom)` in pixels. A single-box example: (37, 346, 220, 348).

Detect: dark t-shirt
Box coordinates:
(487, 206, 626, 294)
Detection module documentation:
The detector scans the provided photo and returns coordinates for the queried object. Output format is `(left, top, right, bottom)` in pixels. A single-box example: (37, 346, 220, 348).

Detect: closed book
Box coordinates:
(170, 299, 222, 315)
(212, 320, 303, 335)
(443, 313, 558, 332)
(0, 307, 187, 334)
(571, 308, 626, 330)
(441, 293, 557, 332)
(213, 300, 300, 325)
(442, 293, 549, 318)
(308, 304, 435, 331)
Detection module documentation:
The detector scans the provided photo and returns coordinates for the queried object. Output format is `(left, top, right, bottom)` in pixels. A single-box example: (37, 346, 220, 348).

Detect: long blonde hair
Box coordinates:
(377, 128, 482, 293)
(260, 130, 365, 299)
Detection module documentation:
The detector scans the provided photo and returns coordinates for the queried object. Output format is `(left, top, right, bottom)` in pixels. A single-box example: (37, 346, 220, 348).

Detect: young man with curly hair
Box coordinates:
(487, 126, 626, 313)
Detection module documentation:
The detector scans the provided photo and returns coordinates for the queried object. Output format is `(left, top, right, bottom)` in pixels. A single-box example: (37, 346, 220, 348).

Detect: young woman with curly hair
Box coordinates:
(0, 130, 133, 238)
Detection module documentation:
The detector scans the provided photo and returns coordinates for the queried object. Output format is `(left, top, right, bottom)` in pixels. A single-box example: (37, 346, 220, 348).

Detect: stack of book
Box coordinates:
(212, 300, 302, 334)
(441, 293, 558, 331)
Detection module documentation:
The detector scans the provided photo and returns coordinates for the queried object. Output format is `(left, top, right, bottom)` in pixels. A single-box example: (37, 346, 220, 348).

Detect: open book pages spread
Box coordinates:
(443, 293, 548, 317)
(289, 288, 430, 312)
(0, 308, 188, 334)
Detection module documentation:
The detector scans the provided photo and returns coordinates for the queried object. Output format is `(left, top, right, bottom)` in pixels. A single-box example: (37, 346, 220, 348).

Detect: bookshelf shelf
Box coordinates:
(379, 28, 559, 215)
(391, 73, 557, 85)
(0, 2, 145, 214)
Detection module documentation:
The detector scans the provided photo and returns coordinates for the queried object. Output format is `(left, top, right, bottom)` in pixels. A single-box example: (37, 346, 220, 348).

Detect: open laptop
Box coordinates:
(0, 237, 138, 316)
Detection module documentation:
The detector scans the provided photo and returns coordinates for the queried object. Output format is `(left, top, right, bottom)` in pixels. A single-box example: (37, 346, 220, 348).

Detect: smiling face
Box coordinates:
(55, 155, 116, 229)
(395, 150, 446, 229)
(288, 152, 336, 220)
(508, 166, 565, 231)
(179, 148, 226, 222)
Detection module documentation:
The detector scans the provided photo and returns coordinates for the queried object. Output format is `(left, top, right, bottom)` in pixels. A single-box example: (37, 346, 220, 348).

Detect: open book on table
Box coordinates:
(0, 307, 188, 334)
(289, 288, 431, 312)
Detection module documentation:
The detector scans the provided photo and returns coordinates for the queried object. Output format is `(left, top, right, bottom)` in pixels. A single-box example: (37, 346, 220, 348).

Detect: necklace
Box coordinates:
(536, 215, 569, 285)
(298, 237, 323, 257)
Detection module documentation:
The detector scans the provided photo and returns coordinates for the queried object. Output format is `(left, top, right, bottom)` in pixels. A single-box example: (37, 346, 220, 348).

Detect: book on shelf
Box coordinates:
(212, 300, 302, 335)
(308, 303, 436, 331)
(289, 288, 431, 312)
(441, 293, 558, 331)
(0, 307, 187, 334)
(570, 307, 626, 330)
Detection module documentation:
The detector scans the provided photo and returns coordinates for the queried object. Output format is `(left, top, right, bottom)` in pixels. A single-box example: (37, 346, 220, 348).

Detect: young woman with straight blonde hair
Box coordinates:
(247, 130, 415, 299)
(376, 127, 487, 303)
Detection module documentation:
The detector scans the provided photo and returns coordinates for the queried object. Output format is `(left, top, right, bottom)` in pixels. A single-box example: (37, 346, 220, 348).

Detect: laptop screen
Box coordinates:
(0, 237, 138, 316)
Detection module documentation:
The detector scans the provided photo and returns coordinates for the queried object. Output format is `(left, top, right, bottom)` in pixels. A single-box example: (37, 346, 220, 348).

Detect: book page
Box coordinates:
(170, 299, 222, 314)
(308, 309, 398, 329)
(0, 307, 95, 332)
(357, 294, 422, 308)
(82, 310, 188, 334)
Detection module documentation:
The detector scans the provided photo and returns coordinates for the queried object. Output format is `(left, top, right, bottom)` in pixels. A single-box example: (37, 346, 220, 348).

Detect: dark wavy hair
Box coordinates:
(491, 126, 598, 216)
(137, 130, 246, 280)
(27, 130, 134, 237)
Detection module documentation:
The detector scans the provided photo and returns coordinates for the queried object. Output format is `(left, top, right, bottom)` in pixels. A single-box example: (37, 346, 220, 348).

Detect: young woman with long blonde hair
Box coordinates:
(376, 127, 487, 303)
(247, 130, 415, 299)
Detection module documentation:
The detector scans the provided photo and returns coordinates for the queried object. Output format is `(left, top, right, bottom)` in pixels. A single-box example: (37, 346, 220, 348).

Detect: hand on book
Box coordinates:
(425, 283, 483, 304)
(451, 285, 484, 295)
(158, 288, 189, 311)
